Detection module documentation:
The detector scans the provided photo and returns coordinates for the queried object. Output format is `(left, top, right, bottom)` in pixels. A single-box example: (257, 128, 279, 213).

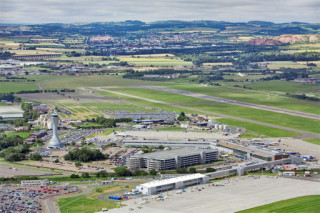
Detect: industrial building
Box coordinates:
(220, 141, 289, 161)
(29, 130, 47, 139)
(126, 148, 218, 171)
(0, 106, 24, 119)
(122, 138, 219, 148)
(136, 173, 209, 195)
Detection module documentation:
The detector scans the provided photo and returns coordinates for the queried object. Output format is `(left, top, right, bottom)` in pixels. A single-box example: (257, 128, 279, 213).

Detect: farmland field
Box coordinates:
(117, 55, 193, 66)
(237, 195, 320, 213)
(266, 61, 309, 69)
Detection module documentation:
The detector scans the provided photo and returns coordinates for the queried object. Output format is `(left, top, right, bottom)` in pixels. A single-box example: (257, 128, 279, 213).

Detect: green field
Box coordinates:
(216, 118, 300, 138)
(40, 75, 164, 90)
(58, 195, 118, 213)
(168, 83, 320, 114)
(6, 132, 31, 139)
(191, 102, 319, 134)
(237, 195, 320, 213)
(303, 138, 320, 145)
(105, 87, 212, 104)
(117, 55, 192, 66)
(0, 82, 39, 93)
(103, 87, 320, 134)
(248, 80, 320, 93)
(58, 185, 130, 213)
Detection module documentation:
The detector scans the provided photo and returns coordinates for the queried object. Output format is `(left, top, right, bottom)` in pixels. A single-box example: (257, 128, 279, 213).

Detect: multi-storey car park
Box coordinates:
(126, 148, 218, 171)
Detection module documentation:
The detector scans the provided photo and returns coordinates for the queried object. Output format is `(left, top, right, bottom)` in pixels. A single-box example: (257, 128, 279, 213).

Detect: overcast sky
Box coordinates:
(1, 0, 319, 24)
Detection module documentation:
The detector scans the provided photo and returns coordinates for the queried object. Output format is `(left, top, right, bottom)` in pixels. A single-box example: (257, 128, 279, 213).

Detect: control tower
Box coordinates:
(47, 114, 63, 149)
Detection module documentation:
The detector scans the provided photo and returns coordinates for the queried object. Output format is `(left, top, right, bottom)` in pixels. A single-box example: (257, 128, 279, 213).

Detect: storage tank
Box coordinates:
(214, 124, 219, 129)
(73, 186, 78, 192)
(223, 125, 228, 130)
(219, 125, 223, 129)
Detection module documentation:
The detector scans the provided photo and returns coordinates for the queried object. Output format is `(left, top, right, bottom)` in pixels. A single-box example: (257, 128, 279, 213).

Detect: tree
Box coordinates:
(96, 170, 108, 177)
(30, 153, 42, 161)
(81, 137, 86, 146)
(54, 159, 59, 163)
(175, 168, 188, 174)
(114, 167, 132, 177)
(158, 145, 164, 150)
(81, 172, 90, 178)
(75, 161, 82, 167)
(189, 168, 197, 174)
(149, 170, 157, 176)
(70, 174, 80, 178)
(133, 169, 148, 176)
(177, 112, 188, 121)
(205, 168, 216, 173)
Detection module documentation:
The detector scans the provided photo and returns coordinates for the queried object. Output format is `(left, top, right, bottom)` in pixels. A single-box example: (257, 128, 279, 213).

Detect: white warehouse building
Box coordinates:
(136, 173, 209, 195)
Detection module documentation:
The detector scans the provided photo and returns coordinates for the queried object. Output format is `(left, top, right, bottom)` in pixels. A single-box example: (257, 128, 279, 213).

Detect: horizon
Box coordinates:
(0, 19, 318, 26)
(1, 0, 319, 24)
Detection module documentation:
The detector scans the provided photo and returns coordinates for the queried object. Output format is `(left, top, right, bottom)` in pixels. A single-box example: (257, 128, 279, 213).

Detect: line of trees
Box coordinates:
(64, 148, 107, 162)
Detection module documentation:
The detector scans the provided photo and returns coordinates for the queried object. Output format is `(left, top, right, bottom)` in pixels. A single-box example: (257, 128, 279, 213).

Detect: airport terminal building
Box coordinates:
(136, 173, 209, 195)
(127, 148, 219, 171)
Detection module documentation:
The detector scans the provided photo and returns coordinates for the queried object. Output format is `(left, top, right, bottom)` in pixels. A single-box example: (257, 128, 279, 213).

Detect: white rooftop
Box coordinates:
(140, 173, 206, 188)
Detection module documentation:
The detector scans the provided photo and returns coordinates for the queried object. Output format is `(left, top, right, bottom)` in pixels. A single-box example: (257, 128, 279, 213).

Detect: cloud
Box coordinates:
(0, 0, 319, 24)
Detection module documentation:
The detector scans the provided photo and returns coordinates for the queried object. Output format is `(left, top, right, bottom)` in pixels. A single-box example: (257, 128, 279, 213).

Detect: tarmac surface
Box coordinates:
(92, 87, 320, 139)
(0, 163, 51, 177)
(108, 176, 320, 213)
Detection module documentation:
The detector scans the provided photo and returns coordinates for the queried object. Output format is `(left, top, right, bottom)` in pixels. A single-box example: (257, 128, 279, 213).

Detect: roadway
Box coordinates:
(130, 85, 320, 120)
(92, 87, 320, 139)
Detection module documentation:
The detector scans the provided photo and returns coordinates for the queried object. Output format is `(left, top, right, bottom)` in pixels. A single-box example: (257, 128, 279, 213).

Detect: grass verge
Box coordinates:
(236, 195, 320, 213)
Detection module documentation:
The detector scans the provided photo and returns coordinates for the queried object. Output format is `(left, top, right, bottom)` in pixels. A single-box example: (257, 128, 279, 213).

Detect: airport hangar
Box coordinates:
(136, 173, 209, 195)
(126, 148, 219, 171)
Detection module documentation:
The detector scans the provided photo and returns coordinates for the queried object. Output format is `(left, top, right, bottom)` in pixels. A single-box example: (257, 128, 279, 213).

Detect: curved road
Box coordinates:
(92, 87, 320, 139)
(130, 85, 320, 120)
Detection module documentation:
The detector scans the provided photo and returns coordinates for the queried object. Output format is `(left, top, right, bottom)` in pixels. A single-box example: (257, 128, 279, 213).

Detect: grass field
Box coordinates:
(94, 89, 315, 136)
(103, 86, 320, 134)
(40, 75, 164, 90)
(5, 132, 31, 139)
(248, 80, 320, 93)
(191, 102, 319, 134)
(58, 185, 129, 213)
(117, 55, 192, 66)
(237, 195, 320, 213)
(105, 87, 212, 104)
(0, 82, 39, 93)
(303, 138, 320, 146)
(168, 83, 320, 114)
(49, 55, 119, 65)
(58, 194, 118, 213)
(266, 61, 309, 69)
(216, 118, 300, 138)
